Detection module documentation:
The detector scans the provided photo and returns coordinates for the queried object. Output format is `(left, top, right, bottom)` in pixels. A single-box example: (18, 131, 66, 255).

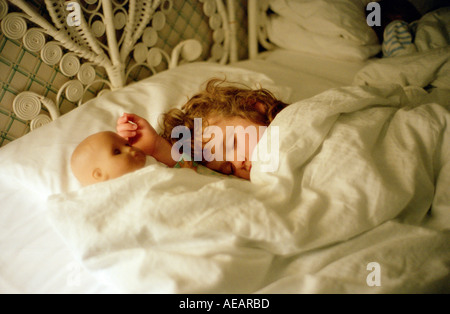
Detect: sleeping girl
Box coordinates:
(71, 79, 288, 185)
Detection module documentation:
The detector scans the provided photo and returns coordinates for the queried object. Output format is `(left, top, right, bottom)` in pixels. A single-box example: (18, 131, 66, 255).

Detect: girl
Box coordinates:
(116, 79, 289, 180)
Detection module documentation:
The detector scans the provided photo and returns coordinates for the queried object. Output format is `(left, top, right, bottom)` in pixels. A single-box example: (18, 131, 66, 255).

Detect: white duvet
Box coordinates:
(47, 83, 450, 293)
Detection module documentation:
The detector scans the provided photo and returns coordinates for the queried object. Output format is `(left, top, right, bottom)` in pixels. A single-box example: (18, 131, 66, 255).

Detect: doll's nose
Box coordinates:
(129, 146, 143, 158)
(124, 145, 135, 155)
(130, 148, 139, 156)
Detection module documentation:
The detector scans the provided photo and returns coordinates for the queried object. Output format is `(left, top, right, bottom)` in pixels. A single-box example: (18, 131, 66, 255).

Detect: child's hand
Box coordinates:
(116, 113, 158, 156)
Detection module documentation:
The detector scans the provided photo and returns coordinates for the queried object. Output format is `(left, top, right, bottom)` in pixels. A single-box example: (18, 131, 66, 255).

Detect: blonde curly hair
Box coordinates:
(160, 78, 289, 162)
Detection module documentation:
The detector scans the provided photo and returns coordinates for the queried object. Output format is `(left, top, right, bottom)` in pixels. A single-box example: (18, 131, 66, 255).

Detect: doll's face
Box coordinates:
(71, 131, 146, 186)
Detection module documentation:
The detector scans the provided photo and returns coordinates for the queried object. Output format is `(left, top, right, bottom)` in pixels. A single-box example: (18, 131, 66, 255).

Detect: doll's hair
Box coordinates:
(159, 78, 289, 161)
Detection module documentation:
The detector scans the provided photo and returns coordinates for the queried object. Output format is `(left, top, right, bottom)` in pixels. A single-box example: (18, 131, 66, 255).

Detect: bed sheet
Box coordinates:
(1, 48, 449, 293)
(233, 49, 367, 102)
(0, 60, 295, 294)
(0, 177, 115, 293)
(46, 84, 450, 293)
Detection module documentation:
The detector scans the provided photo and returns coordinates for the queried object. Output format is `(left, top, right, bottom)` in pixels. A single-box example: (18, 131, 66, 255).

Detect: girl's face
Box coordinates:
(203, 116, 266, 180)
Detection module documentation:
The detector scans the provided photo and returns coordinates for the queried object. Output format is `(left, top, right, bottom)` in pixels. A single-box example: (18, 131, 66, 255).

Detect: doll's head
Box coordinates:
(71, 131, 146, 186)
(160, 79, 289, 179)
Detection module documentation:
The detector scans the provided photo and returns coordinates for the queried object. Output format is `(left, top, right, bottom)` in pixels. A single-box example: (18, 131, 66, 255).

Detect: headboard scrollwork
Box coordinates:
(248, 0, 274, 59)
(0, 0, 238, 130)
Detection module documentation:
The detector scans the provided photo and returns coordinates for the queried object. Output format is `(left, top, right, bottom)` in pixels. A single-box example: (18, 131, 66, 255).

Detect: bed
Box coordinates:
(1, 0, 449, 294)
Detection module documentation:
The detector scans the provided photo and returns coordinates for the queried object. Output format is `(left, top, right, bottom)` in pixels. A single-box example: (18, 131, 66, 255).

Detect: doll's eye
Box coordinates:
(113, 148, 121, 155)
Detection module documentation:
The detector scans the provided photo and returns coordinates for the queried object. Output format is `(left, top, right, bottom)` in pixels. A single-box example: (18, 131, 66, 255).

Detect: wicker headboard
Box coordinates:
(247, 0, 272, 59)
(0, 0, 248, 146)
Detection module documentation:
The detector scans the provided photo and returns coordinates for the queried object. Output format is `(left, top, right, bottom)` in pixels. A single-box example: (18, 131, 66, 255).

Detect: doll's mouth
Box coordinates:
(132, 149, 146, 162)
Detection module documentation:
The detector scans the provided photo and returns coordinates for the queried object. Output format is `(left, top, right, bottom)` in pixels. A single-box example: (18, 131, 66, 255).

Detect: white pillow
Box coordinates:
(267, 0, 380, 60)
(0, 62, 290, 198)
(408, 0, 449, 15)
(414, 7, 450, 52)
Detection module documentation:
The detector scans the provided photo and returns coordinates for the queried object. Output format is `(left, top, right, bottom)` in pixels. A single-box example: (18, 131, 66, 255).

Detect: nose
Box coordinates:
(231, 160, 251, 173)
(242, 160, 252, 172)
(124, 145, 136, 156)
(229, 160, 251, 180)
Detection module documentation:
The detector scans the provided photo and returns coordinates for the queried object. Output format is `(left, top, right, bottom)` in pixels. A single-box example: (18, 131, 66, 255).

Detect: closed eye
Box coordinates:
(220, 162, 234, 175)
(229, 163, 235, 175)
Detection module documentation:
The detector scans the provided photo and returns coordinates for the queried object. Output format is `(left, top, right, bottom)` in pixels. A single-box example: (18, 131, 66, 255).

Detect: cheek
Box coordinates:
(247, 136, 258, 157)
(114, 157, 141, 175)
(249, 127, 267, 159)
(233, 132, 258, 161)
(205, 160, 221, 173)
(241, 133, 259, 161)
(127, 156, 145, 170)
(235, 139, 249, 161)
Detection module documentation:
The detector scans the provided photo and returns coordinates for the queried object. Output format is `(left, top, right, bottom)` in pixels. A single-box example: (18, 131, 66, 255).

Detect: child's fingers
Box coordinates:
(117, 121, 138, 132)
(122, 113, 139, 123)
(118, 130, 136, 139)
(117, 118, 138, 141)
(117, 113, 131, 124)
(123, 113, 149, 128)
(117, 113, 140, 127)
(117, 113, 148, 142)
(117, 120, 138, 138)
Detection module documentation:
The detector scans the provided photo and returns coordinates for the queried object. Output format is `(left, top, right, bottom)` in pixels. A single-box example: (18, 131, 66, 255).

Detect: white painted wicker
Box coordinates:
(248, 0, 274, 59)
(1, 0, 238, 129)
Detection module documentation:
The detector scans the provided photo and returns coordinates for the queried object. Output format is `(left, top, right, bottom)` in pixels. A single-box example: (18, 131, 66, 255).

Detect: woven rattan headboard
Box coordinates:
(0, 0, 248, 146)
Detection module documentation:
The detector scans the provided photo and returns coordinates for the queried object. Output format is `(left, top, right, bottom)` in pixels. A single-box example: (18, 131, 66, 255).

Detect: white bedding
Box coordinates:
(0, 62, 289, 294)
(1, 45, 450, 294)
(47, 84, 450, 293)
(265, 0, 380, 61)
(0, 179, 112, 293)
(235, 49, 367, 102)
(354, 47, 450, 92)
